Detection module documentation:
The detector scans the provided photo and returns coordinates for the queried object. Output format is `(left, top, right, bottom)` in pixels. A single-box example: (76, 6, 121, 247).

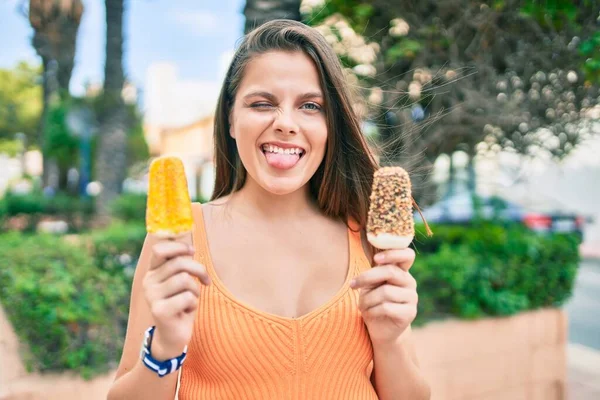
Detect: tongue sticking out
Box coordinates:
(264, 151, 301, 170)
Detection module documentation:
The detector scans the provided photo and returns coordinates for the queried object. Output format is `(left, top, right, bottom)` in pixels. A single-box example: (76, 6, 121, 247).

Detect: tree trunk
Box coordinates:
(96, 110, 128, 216)
(38, 56, 62, 189)
(243, 0, 302, 34)
(39, 56, 54, 187)
(96, 0, 128, 217)
(28, 0, 83, 187)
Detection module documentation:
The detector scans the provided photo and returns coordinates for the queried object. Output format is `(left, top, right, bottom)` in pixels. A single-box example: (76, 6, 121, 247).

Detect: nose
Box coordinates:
(272, 109, 299, 135)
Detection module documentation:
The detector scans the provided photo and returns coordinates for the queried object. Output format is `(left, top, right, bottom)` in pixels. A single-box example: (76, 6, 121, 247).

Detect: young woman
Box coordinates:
(108, 20, 430, 400)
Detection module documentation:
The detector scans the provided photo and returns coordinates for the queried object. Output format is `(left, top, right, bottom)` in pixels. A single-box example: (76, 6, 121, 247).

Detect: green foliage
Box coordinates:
(305, 0, 599, 173)
(44, 192, 95, 217)
(44, 98, 80, 174)
(0, 197, 7, 228)
(110, 193, 207, 223)
(3, 189, 95, 232)
(0, 218, 581, 377)
(0, 233, 129, 378)
(520, 0, 600, 85)
(110, 192, 147, 223)
(0, 62, 42, 143)
(0, 138, 24, 157)
(90, 222, 146, 277)
(386, 40, 423, 63)
(3, 190, 46, 216)
(580, 31, 600, 84)
(411, 223, 581, 325)
(89, 93, 148, 172)
(520, 0, 578, 29)
(303, 0, 371, 32)
(126, 104, 149, 167)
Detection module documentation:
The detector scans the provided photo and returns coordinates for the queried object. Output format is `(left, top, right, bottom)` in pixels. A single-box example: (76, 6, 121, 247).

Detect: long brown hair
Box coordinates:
(211, 19, 378, 228)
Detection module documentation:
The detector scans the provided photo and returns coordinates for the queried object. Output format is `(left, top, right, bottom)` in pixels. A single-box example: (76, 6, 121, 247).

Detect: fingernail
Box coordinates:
(374, 253, 384, 263)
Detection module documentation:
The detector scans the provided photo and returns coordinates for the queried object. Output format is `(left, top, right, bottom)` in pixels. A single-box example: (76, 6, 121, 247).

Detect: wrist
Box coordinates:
(371, 328, 410, 351)
(151, 328, 187, 361)
(140, 326, 187, 378)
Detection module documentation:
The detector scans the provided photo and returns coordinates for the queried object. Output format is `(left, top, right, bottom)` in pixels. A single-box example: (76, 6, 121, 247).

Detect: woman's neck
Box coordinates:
(228, 178, 320, 221)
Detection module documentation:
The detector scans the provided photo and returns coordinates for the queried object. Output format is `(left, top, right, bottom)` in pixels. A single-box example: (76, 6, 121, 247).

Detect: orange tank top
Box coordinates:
(178, 203, 377, 400)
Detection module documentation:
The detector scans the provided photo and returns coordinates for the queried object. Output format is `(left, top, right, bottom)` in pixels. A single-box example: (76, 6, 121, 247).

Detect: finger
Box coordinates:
(153, 257, 211, 286)
(150, 240, 195, 270)
(358, 284, 417, 312)
(351, 265, 416, 290)
(154, 272, 201, 300)
(362, 302, 417, 323)
(373, 248, 416, 271)
(152, 291, 199, 319)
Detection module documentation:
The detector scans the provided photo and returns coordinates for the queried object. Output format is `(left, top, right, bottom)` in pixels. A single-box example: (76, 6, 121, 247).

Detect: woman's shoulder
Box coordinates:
(197, 195, 231, 209)
(192, 197, 231, 218)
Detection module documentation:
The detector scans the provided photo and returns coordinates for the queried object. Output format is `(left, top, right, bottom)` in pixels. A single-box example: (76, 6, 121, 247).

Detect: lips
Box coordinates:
(261, 143, 306, 170)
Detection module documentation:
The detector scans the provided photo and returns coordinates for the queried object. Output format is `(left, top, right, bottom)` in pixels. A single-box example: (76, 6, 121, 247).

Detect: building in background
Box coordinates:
(143, 63, 220, 199)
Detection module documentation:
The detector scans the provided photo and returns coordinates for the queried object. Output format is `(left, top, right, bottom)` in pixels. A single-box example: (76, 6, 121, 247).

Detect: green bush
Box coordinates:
(110, 193, 147, 223)
(90, 222, 146, 277)
(0, 197, 7, 228)
(2, 190, 95, 232)
(0, 232, 129, 378)
(44, 193, 95, 217)
(4, 190, 46, 216)
(84, 222, 147, 352)
(4, 191, 95, 217)
(0, 220, 580, 377)
(110, 193, 207, 223)
(411, 223, 581, 325)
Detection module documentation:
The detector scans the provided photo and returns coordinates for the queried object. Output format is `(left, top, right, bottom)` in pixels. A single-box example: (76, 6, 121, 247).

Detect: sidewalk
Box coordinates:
(580, 242, 600, 261)
(567, 343, 600, 400)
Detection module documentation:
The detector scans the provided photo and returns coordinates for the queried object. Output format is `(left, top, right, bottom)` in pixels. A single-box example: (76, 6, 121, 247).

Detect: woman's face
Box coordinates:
(230, 50, 328, 196)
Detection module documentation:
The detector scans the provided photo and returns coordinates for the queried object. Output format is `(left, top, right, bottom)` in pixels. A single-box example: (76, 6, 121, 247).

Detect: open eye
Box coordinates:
(301, 102, 322, 111)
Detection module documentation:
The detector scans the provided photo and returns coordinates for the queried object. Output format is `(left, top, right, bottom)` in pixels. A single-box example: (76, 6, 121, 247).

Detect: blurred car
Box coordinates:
(416, 192, 587, 237)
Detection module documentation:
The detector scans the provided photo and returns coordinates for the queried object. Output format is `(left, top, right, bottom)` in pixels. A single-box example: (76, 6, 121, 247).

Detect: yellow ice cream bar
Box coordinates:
(146, 156, 193, 238)
(367, 166, 415, 249)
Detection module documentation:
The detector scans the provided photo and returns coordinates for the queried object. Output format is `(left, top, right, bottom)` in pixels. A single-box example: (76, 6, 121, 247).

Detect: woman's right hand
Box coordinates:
(142, 236, 211, 360)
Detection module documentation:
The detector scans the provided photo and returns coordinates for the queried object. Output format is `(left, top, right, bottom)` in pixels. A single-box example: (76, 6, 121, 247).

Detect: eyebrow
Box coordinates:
(243, 91, 324, 102)
(299, 92, 324, 101)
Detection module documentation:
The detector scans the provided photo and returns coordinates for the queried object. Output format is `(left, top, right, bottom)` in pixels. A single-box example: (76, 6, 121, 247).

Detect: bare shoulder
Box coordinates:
(200, 196, 231, 220)
(203, 195, 231, 208)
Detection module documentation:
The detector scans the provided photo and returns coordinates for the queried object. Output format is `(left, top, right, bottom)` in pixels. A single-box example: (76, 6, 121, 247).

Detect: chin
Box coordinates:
(259, 176, 307, 196)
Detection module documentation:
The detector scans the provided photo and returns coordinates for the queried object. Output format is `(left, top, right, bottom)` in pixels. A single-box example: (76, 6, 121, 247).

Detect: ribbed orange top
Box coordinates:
(178, 203, 377, 399)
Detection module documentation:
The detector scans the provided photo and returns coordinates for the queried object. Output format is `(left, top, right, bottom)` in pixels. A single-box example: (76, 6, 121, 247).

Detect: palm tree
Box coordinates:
(28, 0, 83, 94)
(95, 0, 128, 217)
(243, 0, 302, 34)
(27, 0, 84, 186)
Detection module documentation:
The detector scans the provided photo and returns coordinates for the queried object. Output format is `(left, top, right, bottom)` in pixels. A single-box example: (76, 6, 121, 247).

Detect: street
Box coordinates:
(566, 259, 600, 350)
(565, 259, 600, 400)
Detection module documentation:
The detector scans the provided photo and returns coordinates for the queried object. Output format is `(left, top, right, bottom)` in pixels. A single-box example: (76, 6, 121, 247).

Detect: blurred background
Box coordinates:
(0, 1, 598, 399)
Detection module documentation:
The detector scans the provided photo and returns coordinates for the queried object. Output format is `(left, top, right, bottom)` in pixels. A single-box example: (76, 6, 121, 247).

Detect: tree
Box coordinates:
(0, 62, 43, 143)
(95, 0, 129, 216)
(26, 0, 84, 186)
(28, 0, 83, 94)
(43, 97, 80, 190)
(303, 0, 600, 203)
(244, 0, 302, 33)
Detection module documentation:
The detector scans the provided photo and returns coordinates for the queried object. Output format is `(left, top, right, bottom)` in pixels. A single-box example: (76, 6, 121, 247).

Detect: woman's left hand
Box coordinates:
(351, 248, 418, 347)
